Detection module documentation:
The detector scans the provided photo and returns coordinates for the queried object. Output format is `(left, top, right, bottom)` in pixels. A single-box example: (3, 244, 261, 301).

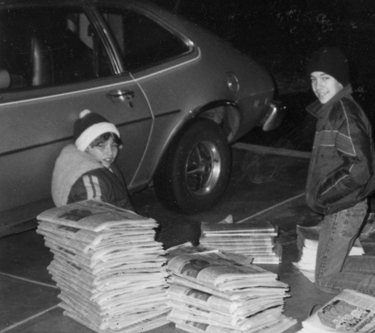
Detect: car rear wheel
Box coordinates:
(154, 119, 231, 214)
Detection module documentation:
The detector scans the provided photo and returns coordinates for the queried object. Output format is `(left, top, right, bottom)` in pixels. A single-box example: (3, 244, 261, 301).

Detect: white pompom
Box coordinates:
(80, 109, 91, 118)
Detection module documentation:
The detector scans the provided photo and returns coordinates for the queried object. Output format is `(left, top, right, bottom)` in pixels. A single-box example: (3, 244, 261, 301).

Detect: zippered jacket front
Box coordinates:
(306, 84, 375, 215)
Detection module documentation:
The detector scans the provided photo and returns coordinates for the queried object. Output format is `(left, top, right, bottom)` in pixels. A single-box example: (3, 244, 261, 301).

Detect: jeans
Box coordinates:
(315, 200, 375, 295)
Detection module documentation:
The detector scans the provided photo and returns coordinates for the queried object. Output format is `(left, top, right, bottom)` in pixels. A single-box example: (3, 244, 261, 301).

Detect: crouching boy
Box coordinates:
(51, 109, 134, 210)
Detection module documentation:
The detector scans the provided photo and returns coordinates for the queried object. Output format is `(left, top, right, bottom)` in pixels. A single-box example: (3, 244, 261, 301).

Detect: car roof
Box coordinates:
(0, 0, 153, 8)
(0, 0, 228, 54)
(0, 0, 179, 26)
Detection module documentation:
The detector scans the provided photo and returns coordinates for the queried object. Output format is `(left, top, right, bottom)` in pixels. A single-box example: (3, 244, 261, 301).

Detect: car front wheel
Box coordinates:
(154, 119, 231, 214)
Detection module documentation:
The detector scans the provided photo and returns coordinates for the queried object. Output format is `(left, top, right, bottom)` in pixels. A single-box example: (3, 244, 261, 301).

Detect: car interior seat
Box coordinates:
(30, 35, 54, 87)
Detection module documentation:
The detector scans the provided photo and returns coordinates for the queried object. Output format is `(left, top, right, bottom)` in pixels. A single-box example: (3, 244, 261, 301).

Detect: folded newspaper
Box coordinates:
(37, 200, 155, 231)
(297, 289, 375, 333)
(167, 252, 284, 291)
(37, 200, 170, 333)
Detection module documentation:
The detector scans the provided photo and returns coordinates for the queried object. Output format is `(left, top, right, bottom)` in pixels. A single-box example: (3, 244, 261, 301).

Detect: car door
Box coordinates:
(0, 2, 152, 215)
(91, 1, 201, 187)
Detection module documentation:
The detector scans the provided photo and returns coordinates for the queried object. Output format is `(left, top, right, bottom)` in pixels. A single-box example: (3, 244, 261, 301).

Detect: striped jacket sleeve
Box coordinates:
(68, 174, 103, 203)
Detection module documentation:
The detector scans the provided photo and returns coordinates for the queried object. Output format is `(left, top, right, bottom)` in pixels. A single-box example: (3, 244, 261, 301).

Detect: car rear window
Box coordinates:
(97, 6, 191, 72)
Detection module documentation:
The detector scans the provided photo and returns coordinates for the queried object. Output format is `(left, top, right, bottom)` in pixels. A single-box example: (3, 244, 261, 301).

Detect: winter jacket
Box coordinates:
(306, 84, 375, 215)
(51, 144, 134, 210)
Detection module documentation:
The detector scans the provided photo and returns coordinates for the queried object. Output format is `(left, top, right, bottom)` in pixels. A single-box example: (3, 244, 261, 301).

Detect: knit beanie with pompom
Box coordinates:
(74, 109, 120, 151)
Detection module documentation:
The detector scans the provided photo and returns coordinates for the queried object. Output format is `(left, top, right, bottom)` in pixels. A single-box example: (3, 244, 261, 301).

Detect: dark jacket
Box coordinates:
(306, 84, 375, 215)
(51, 144, 134, 210)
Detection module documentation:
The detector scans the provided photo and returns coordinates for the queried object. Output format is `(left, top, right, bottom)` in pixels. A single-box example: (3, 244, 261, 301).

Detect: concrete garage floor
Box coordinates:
(0, 145, 349, 333)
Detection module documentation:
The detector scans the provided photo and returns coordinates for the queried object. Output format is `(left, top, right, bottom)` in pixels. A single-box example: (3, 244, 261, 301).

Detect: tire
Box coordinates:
(154, 119, 231, 214)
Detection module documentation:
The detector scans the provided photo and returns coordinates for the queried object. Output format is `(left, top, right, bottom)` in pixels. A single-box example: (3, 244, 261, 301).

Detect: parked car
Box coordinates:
(0, 0, 281, 233)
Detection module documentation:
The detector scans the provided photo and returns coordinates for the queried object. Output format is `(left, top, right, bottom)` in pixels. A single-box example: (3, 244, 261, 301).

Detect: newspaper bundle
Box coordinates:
(166, 250, 297, 333)
(297, 289, 375, 333)
(199, 217, 282, 264)
(293, 225, 364, 283)
(36, 200, 170, 333)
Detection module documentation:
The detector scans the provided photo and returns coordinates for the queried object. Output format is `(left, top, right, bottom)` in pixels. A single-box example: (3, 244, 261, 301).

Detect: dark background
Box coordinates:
(151, 0, 375, 90)
(150, 0, 375, 151)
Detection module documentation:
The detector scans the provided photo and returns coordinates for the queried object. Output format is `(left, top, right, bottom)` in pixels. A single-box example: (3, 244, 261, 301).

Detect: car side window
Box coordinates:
(97, 6, 190, 72)
(0, 6, 113, 91)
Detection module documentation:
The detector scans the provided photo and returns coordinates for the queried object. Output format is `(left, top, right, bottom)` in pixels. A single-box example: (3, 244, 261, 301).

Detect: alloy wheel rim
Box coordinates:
(185, 140, 221, 195)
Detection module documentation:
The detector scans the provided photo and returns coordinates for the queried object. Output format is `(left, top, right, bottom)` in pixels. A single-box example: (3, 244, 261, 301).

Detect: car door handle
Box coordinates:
(106, 89, 135, 103)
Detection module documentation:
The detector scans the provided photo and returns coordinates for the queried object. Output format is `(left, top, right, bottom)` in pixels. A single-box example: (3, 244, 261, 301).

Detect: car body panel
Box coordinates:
(127, 6, 275, 183)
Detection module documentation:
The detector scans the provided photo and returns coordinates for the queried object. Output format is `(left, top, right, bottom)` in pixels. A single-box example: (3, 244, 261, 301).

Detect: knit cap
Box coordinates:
(306, 46, 349, 86)
(74, 109, 120, 151)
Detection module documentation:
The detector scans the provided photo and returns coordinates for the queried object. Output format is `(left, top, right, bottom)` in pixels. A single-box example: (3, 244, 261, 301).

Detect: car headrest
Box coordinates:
(31, 35, 53, 86)
(0, 69, 11, 89)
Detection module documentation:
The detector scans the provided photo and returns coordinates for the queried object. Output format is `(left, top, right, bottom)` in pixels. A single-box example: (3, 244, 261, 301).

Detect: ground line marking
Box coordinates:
(0, 305, 59, 333)
(236, 192, 305, 224)
(233, 142, 311, 159)
(0, 272, 58, 289)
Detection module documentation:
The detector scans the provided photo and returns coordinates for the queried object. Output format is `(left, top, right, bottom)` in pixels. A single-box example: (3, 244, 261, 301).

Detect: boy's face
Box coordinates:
(310, 71, 343, 104)
(86, 136, 119, 169)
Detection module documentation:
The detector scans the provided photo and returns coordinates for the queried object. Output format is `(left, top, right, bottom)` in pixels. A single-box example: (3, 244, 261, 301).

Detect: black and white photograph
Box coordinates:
(1, 1, 375, 333)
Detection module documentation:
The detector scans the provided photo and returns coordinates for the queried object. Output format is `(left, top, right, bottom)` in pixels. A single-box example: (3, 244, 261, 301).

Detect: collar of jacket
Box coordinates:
(306, 84, 353, 119)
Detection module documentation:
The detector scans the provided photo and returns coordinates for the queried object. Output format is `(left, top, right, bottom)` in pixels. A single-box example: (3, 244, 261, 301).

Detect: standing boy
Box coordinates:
(305, 46, 375, 295)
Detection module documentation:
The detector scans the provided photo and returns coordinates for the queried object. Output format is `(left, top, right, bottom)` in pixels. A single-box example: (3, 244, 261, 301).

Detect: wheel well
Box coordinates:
(196, 103, 240, 143)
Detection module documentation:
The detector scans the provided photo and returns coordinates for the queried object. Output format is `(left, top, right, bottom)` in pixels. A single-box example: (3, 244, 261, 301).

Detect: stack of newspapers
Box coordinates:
(199, 218, 282, 264)
(166, 251, 297, 333)
(36, 200, 169, 333)
(293, 225, 364, 283)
